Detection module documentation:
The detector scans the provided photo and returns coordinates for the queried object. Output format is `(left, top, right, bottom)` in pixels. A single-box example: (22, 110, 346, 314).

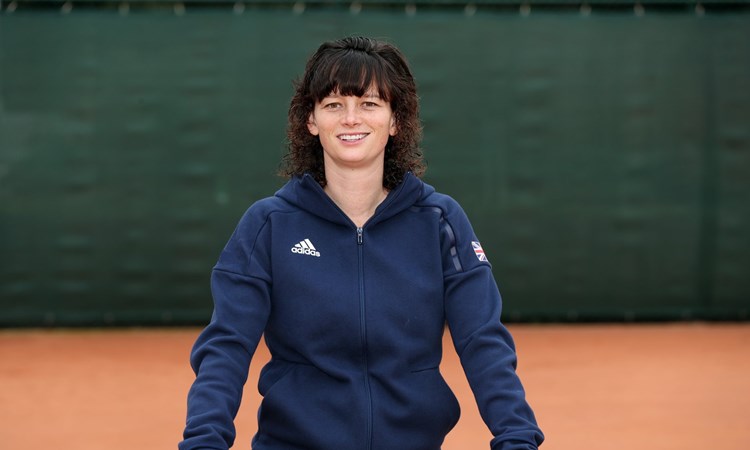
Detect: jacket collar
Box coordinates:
(275, 172, 427, 228)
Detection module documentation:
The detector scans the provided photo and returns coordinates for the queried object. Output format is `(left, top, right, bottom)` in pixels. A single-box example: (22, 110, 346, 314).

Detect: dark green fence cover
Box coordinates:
(1, 6, 749, 325)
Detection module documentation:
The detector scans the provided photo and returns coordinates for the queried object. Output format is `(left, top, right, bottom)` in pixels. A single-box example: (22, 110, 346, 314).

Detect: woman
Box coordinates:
(180, 36, 544, 450)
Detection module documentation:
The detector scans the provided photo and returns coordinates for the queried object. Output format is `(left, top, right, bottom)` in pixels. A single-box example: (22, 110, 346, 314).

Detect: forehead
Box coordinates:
(308, 51, 392, 103)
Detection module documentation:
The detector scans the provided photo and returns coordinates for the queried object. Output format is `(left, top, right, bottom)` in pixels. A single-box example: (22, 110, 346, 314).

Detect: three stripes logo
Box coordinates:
(291, 238, 321, 257)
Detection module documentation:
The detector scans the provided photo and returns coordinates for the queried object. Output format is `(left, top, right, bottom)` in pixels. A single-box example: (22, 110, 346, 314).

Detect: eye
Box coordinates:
(322, 102, 341, 110)
(362, 101, 379, 108)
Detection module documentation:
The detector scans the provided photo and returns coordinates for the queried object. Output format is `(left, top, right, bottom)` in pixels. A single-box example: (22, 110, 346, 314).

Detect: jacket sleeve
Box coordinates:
(179, 205, 273, 450)
(440, 200, 544, 450)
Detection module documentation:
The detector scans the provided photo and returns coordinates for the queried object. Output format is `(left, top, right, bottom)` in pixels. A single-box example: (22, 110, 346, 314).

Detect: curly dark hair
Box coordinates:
(280, 36, 425, 190)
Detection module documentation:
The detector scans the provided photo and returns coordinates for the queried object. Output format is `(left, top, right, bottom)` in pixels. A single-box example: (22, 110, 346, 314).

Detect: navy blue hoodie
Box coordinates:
(180, 172, 543, 450)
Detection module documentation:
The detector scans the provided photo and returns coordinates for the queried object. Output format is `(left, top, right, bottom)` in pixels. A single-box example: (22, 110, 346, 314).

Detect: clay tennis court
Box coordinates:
(1, 323, 748, 450)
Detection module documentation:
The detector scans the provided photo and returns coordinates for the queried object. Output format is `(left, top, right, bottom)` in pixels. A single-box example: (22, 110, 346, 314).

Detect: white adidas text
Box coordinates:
(291, 238, 321, 257)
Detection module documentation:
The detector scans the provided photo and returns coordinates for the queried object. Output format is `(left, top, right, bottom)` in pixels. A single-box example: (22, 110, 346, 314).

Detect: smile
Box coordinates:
(338, 133, 369, 142)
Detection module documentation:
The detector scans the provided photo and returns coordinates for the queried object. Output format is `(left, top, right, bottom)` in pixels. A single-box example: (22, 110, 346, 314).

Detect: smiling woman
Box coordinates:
(306, 89, 397, 178)
(306, 88, 397, 226)
(282, 36, 424, 191)
(179, 36, 544, 450)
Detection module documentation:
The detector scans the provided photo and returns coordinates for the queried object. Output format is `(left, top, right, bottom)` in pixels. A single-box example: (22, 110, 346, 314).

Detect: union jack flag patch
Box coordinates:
(472, 241, 488, 262)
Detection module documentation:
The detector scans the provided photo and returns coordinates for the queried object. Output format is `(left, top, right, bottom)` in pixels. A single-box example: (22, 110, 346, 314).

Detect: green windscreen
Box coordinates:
(1, 5, 749, 325)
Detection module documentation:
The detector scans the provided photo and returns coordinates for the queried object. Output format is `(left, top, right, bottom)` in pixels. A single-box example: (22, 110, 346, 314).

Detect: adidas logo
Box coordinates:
(291, 238, 321, 257)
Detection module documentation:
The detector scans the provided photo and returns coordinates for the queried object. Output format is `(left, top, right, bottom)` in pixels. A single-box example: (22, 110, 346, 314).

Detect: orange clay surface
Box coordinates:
(1, 324, 749, 450)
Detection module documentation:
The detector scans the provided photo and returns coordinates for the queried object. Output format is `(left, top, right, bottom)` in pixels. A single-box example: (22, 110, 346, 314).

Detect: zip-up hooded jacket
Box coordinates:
(180, 172, 544, 450)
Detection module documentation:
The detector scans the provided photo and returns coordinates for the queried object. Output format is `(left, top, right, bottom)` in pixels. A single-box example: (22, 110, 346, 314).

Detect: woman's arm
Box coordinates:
(439, 199, 544, 450)
(180, 206, 274, 450)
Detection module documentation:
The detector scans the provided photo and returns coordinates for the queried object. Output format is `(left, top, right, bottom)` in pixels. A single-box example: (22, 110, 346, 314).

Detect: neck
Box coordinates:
(324, 165, 387, 228)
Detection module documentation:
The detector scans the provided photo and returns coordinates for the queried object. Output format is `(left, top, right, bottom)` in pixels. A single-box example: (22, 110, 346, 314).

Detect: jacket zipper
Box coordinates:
(357, 226, 372, 450)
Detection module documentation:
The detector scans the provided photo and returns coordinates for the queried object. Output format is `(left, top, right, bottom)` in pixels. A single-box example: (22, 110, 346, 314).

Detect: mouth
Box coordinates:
(337, 133, 369, 142)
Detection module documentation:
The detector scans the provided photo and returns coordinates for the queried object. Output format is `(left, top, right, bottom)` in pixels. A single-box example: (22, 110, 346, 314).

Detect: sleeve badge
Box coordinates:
(472, 241, 488, 262)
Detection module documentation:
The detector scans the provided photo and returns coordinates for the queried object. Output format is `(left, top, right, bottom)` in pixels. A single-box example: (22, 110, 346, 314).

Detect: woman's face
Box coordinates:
(307, 88, 397, 173)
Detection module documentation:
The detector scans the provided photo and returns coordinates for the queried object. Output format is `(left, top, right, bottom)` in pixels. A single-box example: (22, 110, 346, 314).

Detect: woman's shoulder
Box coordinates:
(232, 191, 298, 233)
(416, 183, 469, 219)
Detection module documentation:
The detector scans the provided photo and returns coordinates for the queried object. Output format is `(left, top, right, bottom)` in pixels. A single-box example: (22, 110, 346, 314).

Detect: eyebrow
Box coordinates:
(323, 91, 382, 99)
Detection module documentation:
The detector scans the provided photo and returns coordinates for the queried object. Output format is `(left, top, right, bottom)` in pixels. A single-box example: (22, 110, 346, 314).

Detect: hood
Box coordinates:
(275, 172, 434, 228)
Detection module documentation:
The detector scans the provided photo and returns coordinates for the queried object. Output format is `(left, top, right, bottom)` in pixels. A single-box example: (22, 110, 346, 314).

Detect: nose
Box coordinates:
(341, 103, 361, 126)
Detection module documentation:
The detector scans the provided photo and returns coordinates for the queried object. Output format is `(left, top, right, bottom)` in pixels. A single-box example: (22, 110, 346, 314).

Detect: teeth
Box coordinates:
(339, 134, 367, 141)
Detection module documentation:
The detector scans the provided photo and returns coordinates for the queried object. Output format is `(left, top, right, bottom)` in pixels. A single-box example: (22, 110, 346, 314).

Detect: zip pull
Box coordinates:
(357, 227, 363, 245)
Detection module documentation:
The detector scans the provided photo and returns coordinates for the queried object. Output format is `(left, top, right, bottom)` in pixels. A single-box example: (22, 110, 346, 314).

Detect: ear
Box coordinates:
(389, 116, 398, 136)
(307, 113, 319, 136)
